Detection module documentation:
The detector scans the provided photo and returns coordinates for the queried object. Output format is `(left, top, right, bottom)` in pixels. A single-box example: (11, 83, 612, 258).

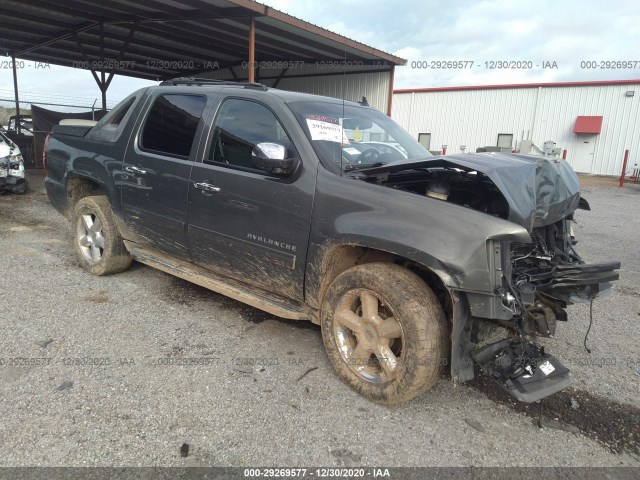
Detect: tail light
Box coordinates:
(43, 132, 51, 175)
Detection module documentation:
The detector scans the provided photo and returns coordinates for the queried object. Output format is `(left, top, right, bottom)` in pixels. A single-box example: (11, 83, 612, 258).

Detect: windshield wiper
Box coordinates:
(344, 162, 386, 172)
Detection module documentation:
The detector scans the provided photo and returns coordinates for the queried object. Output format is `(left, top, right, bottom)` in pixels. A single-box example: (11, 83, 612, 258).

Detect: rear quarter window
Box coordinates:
(86, 92, 141, 142)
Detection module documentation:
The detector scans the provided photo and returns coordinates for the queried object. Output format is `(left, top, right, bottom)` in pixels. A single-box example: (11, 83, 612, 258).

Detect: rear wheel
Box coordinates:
(321, 263, 448, 405)
(71, 196, 131, 275)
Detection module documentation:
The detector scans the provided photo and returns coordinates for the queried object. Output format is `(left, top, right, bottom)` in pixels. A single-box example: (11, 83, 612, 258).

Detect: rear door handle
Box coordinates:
(194, 182, 221, 193)
(124, 166, 147, 175)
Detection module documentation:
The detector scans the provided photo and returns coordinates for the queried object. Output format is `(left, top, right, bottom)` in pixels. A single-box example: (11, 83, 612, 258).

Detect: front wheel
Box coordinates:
(71, 196, 131, 276)
(321, 263, 448, 405)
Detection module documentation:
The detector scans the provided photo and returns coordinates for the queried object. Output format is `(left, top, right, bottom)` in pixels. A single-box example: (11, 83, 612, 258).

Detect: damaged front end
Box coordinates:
(509, 216, 619, 337)
(0, 138, 27, 195)
(0, 154, 27, 194)
(473, 218, 620, 402)
(357, 153, 620, 402)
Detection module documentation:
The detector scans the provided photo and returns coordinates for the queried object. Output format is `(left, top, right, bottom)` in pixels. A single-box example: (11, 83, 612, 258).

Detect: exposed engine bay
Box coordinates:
(372, 167, 511, 220)
(355, 154, 620, 402)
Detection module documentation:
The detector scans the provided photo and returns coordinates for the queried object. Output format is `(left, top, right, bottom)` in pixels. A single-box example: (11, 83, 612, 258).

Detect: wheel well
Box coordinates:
(65, 176, 106, 218)
(316, 245, 452, 319)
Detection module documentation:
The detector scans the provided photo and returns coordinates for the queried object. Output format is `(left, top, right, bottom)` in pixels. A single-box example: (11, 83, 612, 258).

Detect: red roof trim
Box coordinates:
(574, 116, 603, 134)
(394, 79, 640, 94)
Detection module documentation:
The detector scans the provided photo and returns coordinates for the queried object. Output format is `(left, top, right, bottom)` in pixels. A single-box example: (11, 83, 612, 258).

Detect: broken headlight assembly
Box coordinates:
(0, 154, 25, 175)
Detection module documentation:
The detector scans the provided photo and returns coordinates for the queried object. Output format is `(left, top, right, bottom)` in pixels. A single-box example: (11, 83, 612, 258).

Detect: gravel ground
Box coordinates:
(0, 171, 638, 467)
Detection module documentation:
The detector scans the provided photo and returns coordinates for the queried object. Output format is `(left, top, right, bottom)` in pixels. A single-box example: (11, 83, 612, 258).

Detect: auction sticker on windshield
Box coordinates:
(306, 118, 350, 144)
(343, 147, 361, 156)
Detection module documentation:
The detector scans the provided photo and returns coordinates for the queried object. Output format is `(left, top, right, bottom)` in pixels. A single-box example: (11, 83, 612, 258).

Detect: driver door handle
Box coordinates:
(124, 166, 147, 175)
(194, 182, 221, 193)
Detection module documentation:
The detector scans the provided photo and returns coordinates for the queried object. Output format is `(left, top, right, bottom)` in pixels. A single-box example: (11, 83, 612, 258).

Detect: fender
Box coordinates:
(305, 167, 531, 305)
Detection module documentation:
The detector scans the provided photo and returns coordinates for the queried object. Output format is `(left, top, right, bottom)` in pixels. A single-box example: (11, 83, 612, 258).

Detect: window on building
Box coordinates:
(207, 99, 296, 171)
(418, 133, 431, 149)
(140, 94, 207, 158)
(497, 133, 514, 149)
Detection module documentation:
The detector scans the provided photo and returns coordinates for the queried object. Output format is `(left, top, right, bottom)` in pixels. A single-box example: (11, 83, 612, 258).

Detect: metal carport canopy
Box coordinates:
(0, 0, 405, 111)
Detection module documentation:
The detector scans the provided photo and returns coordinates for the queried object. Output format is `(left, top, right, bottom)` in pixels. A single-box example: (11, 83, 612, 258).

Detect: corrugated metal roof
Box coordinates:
(0, 0, 405, 81)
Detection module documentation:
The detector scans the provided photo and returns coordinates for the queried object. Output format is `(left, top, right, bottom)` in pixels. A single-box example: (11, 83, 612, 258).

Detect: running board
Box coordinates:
(125, 242, 312, 321)
(472, 338, 573, 403)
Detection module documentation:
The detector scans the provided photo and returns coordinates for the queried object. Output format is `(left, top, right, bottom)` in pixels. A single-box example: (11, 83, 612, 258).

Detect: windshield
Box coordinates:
(10, 117, 33, 132)
(287, 100, 432, 173)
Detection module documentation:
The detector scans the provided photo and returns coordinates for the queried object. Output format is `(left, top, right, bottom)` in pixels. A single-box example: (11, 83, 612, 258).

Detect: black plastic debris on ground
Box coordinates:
(470, 373, 640, 456)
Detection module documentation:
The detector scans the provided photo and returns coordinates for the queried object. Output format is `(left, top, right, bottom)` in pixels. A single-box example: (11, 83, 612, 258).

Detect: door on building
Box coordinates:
(573, 135, 596, 173)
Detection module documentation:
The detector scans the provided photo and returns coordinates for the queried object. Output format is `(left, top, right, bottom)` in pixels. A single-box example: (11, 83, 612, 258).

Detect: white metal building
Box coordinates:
(392, 80, 640, 175)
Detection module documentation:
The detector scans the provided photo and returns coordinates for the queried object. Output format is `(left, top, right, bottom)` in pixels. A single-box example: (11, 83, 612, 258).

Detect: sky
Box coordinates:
(1, 0, 639, 106)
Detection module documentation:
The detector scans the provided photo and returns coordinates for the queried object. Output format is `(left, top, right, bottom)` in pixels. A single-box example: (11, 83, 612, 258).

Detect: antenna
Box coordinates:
(340, 39, 347, 176)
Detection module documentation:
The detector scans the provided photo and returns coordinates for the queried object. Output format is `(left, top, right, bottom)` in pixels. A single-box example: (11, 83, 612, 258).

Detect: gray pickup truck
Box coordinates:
(44, 78, 620, 405)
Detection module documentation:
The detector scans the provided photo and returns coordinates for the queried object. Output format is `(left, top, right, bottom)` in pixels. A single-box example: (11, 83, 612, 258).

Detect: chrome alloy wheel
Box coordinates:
(76, 213, 105, 262)
(333, 288, 404, 383)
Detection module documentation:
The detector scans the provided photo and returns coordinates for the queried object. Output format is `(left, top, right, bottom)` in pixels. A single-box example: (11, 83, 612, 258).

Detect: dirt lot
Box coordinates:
(578, 173, 637, 188)
(0, 171, 639, 467)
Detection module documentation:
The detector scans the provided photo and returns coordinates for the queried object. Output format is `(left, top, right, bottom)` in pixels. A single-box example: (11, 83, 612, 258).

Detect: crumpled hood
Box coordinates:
(358, 152, 581, 231)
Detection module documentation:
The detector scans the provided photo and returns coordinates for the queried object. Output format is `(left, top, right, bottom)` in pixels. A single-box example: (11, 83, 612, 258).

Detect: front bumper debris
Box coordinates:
(472, 338, 572, 402)
(520, 260, 621, 304)
(0, 161, 27, 194)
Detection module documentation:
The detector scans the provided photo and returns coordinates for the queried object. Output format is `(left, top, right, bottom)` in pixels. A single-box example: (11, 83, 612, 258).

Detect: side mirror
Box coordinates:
(251, 142, 300, 176)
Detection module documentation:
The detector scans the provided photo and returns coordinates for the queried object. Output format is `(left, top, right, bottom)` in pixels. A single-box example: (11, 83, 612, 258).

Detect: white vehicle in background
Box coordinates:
(361, 141, 409, 159)
(0, 130, 27, 194)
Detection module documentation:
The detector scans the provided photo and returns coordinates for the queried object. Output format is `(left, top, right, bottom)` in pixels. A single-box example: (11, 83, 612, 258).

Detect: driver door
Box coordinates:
(187, 96, 316, 301)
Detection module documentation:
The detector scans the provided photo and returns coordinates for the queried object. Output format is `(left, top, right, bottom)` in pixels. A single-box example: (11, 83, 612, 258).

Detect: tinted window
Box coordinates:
(141, 94, 206, 158)
(207, 99, 295, 170)
(87, 93, 140, 142)
(105, 96, 136, 127)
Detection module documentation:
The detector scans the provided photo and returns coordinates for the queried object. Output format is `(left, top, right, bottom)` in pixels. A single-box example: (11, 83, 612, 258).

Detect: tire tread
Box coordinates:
(71, 195, 131, 276)
(320, 262, 449, 405)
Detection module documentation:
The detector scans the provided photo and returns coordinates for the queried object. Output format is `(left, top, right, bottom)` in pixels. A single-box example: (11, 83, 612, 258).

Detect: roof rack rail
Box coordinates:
(160, 77, 268, 91)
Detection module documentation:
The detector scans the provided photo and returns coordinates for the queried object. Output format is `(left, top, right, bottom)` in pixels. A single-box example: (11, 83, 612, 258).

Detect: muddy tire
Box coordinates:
(321, 263, 448, 405)
(71, 196, 131, 276)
